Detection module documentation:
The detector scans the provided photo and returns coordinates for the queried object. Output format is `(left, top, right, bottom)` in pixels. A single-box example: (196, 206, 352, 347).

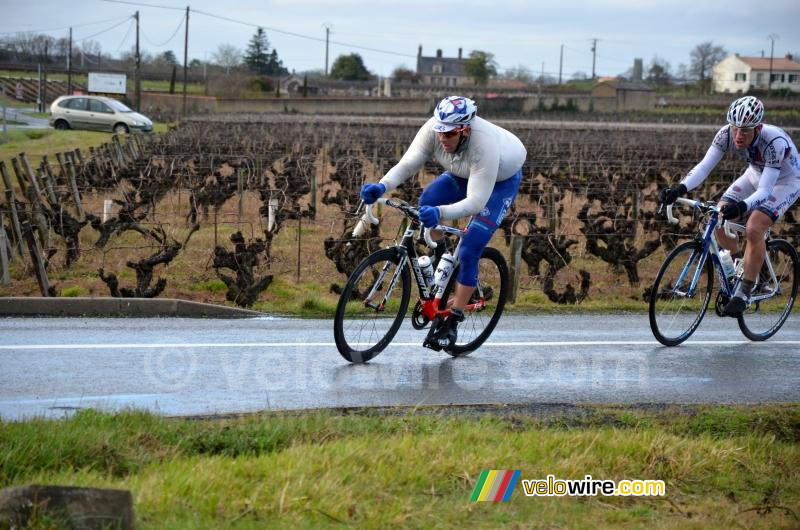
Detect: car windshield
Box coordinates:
(106, 99, 133, 113)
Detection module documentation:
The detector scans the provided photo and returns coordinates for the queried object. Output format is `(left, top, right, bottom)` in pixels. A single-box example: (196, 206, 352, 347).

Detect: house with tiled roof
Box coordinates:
(713, 54, 800, 93)
(415, 46, 471, 87)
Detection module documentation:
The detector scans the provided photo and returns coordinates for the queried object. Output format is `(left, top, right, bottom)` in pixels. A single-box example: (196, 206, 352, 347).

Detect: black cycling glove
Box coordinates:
(659, 183, 687, 205)
(720, 200, 748, 220)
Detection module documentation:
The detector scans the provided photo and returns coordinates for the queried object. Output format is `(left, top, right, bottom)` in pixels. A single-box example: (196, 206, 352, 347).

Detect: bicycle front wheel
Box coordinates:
(737, 239, 799, 341)
(440, 246, 509, 356)
(334, 248, 411, 363)
(649, 240, 713, 346)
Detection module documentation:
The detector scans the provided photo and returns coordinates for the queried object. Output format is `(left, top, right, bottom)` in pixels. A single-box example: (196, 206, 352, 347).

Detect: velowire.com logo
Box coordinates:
(469, 470, 521, 501)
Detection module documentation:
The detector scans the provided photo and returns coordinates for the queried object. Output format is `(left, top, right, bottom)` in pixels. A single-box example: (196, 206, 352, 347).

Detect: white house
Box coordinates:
(713, 54, 800, 93)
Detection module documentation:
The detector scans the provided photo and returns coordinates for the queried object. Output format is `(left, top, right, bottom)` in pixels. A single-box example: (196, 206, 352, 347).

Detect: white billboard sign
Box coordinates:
(88, 72, 127, 95)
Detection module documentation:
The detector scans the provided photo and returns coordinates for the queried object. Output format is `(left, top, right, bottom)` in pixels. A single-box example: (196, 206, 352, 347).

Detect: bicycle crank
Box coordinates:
(411, 300, 430, 329)
(714, 291, 730, 317)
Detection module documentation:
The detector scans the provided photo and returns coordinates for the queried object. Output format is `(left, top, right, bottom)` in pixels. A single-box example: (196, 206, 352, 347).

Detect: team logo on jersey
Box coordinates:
(480, 207, 491, 217)
(733, 185, 741, 192)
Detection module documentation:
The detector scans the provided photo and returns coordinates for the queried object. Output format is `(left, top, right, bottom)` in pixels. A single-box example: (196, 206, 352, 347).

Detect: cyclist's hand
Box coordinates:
(418, 205, 440, 228)
(720, 200, 748, 220)
(360, 183, 386, 204)
(659, 183, 687, 205)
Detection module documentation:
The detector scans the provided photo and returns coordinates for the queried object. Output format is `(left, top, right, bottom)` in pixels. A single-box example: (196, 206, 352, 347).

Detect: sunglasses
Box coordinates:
(437, 127, 464, 138)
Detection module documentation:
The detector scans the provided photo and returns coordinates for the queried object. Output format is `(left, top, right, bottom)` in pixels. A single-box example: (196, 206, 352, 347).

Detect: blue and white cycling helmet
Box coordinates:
(432, 96, 477, 132)
(727, 96, 764, 128)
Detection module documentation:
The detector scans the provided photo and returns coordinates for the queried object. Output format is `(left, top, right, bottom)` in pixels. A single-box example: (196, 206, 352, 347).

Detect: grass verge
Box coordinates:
(1, 405, 798, 528)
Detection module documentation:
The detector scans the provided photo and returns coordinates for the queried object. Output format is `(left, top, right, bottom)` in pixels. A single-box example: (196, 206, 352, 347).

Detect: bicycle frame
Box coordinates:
(357, 198, 488, 321)
(666, 197, 778, 301)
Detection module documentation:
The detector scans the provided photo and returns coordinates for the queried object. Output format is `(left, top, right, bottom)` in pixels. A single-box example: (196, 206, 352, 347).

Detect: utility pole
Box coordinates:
(135, 11, 141, 111)
(767, 34, 779, 97)
(42, 41, 48, 110)
(67, 27, 72, 94)
(324, 24, 331, 76)
(559, 44, 563, 85)
(182, 5, 189, 117)
(591, 38, 597, 79)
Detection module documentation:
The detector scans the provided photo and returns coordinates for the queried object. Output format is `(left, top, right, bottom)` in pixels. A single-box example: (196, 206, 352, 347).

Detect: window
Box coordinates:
(734, 73, 747, 82)
(770, 73, 785, 83)
(432, 63, 442, 74)
(64, 98, 87, 110)
(88, 99, 112, 113)
(789, 74, 799, 83)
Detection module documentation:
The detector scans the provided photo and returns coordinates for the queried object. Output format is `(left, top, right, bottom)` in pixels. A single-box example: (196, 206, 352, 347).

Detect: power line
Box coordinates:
(115, 18, 136, 54)
(77, 16, 135, 43)
(100, 0, 185, 11)
(0, 15, 132, 36)
(140, 13, 185, 47)
(192, 9, 415, 58)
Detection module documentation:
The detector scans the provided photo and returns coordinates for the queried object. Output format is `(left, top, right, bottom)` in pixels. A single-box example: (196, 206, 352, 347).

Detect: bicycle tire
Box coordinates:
(649, 240, 713, 346)
(334, 248, 411, 363)
(737, 239, 799, 341)
(439, 246, 509, 356)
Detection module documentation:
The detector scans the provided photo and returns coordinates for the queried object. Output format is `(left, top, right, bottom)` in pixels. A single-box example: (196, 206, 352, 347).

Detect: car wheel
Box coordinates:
(54, 120, 70, 130)
(113, 123, 129, 134)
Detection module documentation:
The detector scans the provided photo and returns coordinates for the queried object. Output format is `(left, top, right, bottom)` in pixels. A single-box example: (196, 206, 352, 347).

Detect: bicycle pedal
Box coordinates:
(422, 337, 443, 352)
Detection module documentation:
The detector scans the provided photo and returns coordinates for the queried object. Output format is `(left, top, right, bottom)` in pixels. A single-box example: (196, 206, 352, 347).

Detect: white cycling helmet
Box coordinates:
(726, 96, 764, 128)
(432, 96, 477, 132)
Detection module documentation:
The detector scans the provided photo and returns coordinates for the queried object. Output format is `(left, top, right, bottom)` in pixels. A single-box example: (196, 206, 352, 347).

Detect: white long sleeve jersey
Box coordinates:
(681, 124, 800, 210)
(378, 116, 527, 220)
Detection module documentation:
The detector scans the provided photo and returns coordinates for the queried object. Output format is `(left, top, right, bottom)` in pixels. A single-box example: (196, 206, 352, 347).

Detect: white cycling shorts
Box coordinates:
(722, 167, 800, 221)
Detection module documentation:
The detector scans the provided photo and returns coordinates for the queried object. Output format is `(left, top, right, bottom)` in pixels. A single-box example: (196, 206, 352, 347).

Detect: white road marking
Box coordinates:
(1, 340, 799, 350)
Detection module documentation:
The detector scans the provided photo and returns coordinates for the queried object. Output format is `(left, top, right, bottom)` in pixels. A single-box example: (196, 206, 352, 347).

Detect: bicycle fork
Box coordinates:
(363, 254, 408, 311)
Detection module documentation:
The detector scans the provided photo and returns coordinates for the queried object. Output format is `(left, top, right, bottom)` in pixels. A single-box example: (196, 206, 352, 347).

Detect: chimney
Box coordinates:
(436, 49, 442, 58)
(458, 48, 462, 59)
(632, 58, 643, 81)
(418, 45, 422, 57)
(786, 53, 794, 61)
(761, 50, 765, 57)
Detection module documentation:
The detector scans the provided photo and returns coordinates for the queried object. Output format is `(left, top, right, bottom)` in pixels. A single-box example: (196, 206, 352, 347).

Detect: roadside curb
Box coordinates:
(0, 297, 263, 318)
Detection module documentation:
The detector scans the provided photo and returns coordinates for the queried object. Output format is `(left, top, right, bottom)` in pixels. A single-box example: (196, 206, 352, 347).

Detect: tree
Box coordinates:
(212, 43, 242, 74)
(265, 49, 288, 76)
(160, 50, 179, 65)
(463, 50, 498, 85)
(244, 27, 270, 74)
(330, 53, 371, 81)
(391, 65, 419, 83)
(502, 65, 534, 84)
(690, 41, 726, 93)
(647, 56, 671, 86)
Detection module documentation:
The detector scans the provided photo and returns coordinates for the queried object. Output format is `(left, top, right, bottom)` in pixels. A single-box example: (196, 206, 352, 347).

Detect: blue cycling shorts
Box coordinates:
(419, 169, 522, 287)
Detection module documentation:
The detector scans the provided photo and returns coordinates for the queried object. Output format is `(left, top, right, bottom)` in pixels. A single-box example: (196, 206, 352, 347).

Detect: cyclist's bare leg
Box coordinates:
(742, 210, 772, 282)
(715, 200, 738, 252)
(451, 282, 473, 311)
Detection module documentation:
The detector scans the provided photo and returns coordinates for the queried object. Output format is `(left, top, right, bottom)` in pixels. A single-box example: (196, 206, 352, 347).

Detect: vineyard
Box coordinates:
(1, 115, 799, 312)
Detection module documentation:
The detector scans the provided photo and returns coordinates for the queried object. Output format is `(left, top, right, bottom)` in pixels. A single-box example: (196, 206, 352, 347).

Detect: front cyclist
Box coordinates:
(660, 96, 800, 316)
(359, 96, 527, 350)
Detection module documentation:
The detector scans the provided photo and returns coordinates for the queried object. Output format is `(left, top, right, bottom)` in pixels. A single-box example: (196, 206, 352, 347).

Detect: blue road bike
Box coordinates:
(649, 197, 798, 346)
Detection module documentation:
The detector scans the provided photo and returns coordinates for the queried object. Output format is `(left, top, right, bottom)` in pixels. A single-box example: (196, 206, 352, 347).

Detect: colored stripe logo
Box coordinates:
(470, 470, 521, 501)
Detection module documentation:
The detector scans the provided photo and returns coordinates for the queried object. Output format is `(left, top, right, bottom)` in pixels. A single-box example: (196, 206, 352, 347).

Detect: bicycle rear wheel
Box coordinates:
(737, 239, 799, 341)
(440, 246, 509, 356)
(334, 248, 411, 363)
(649, 241, 713, 346)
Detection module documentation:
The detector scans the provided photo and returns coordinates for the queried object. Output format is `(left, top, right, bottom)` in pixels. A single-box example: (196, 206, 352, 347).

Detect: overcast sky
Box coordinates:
(1, 0, 799, 79)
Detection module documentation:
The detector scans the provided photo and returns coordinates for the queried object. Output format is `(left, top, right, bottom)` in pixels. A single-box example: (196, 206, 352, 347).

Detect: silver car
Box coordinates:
(50, 95, 153, 133)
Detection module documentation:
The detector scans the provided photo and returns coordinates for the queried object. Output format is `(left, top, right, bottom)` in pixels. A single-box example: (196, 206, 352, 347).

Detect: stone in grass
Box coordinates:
(0, 484, 134, 529)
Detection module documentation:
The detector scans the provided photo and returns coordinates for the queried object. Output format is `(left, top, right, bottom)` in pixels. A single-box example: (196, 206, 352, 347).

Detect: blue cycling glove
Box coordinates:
(360, 183, 385, 204)
(418, 205, 440, 228)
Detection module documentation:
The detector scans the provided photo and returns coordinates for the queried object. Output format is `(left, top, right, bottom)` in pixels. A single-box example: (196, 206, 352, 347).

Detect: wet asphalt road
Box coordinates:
(1, 313, 798, 420)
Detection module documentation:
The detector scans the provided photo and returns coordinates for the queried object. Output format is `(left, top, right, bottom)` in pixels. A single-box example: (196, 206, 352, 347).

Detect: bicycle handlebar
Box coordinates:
(665, 197, 737, 239)
(351, 198, 443, 248)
